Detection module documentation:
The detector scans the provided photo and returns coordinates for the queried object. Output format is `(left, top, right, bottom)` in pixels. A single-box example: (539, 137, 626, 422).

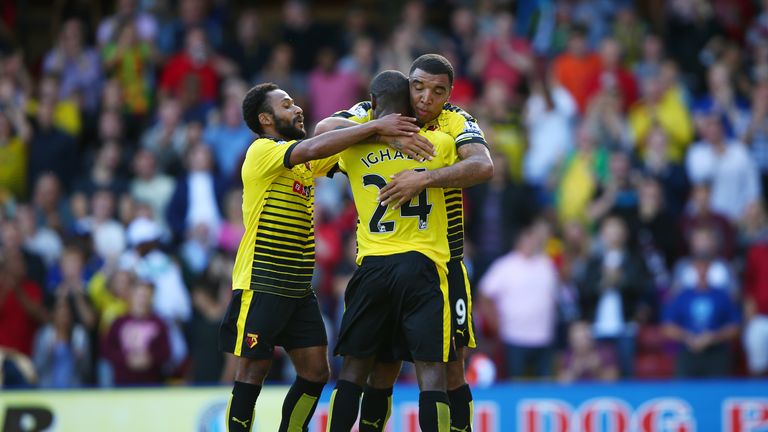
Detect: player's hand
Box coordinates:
(371, 113, 421, 137)
(379, 169, 429, 210)
(382, 133, 435, 162)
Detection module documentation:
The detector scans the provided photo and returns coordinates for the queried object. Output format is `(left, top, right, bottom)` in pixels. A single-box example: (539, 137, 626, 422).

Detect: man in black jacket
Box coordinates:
(578, 215, 652, 377)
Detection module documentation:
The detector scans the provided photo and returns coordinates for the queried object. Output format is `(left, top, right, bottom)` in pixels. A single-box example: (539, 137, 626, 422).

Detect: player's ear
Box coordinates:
(258, 112, 273, 128)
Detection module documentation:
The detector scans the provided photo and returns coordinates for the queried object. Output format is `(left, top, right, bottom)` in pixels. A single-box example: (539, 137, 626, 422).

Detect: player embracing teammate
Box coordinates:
(220, 54, 492, 432)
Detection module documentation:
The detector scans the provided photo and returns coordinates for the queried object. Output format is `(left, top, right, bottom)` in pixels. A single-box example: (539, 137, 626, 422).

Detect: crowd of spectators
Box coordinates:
(1, 0, 768, 388)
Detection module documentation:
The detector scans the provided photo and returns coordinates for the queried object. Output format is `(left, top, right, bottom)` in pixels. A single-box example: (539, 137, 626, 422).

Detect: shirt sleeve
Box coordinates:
(446, 109, 487, 148)
(331, 101, 373, 124)
(310, 154, 342, 178)
(242, 138, 301, 182)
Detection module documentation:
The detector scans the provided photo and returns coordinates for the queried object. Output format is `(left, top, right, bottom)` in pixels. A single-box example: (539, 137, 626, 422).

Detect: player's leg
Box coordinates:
(328, 258, 392, 431)
(359, 360, 402, 431)
(229, 357, 272, 432)
(327, 355, 377, 431)
(280, 345, 329, 432)
(446, 259, 476, 431)
(414, 360, 450, 432)
(278, 293, 330, 432)
(447, 347, 472, 432)
(400, 253, 453, 432)
(219, 290, 281, 432)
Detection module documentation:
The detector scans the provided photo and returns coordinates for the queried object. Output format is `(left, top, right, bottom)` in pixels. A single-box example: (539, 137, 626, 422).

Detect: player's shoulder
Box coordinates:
(333, 101, 373, 120)
(440, 102, 478, 123)
(245, 136, 298, 159)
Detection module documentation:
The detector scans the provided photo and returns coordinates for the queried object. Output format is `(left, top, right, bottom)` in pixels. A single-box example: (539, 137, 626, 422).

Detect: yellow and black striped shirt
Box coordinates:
(231, 137, 338, 298)
(333, 102, 487, 260)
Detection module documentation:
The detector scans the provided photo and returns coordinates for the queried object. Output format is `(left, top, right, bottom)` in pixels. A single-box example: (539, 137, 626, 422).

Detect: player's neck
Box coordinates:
(261, 127, 284, 141)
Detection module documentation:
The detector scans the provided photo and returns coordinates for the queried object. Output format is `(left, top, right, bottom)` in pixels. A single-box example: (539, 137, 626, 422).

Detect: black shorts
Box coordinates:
(448, 259, 476, 349)
(334, 252, 454, 363)
(219, 289, 327, 359)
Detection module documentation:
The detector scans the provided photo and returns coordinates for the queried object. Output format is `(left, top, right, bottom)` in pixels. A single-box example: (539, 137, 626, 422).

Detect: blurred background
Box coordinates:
(0, 0, 767, 430)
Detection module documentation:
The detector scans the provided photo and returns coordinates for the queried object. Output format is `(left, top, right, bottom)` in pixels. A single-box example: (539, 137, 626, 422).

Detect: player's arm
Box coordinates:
(287, 114, 420, 166)
(379, 143, 494, 209)
(314, 117, 435, 161)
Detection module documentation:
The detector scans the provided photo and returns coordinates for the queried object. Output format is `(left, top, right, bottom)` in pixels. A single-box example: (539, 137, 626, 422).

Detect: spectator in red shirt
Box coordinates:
(0, 250, 47, 357)
(103, 279, 171, 385)
(743, 235, 768, 375)
(159, 27, 222, 105)
(470, 10, 533, 98)
(553, 25, 602, 113)
(585, 37, 639, 113)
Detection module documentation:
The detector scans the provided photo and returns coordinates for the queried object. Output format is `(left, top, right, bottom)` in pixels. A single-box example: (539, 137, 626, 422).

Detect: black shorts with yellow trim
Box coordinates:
(447, 259, 477, 349)
(334, 251, 455, 363)
(219, 289, 327, 359)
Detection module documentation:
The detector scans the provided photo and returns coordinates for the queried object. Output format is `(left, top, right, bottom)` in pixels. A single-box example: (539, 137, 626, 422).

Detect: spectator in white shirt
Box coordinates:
(130, 149, 176, 228)
(686, 114, 761, 221)
(524, 71, 576, 198)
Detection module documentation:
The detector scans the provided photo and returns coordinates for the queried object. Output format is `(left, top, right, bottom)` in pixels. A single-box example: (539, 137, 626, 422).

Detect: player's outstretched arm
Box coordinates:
(288, 114, 419, 166)
(314, 117, 435, 161)
(379, 143, 493, 209)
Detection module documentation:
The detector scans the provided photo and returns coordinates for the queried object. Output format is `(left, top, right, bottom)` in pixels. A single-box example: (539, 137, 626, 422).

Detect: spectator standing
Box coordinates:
(470, 11, 533, 97)
(307, 47, 362, 124)
(0, 252, 46, 357)
(32, 296, 90, 387)
(166, 144, 224, 244)
(222, 9, 269, 81)
(552, 25, 601, 113)
(556, 124, 608, 224)
(27, 99, 77, 193)
(673, 225, 738, 299)
(140, 98, 188, 175)
(639, 126, 690, 219)
(96, 0, 158, 46)
(203, 96, 254, 182)
(130, 149, 175, 228)
(584, 37, 639, 113)
(124, 217, 191, 369)
(628, 74, 693, 163)
(159, 27, 223, 106)
(686, 114, 761, 222)
(663, 261, 740, 378)
(102, 18, 155, 117)
(479, 220, 559, 379)
(103, 280, 171, 385)
(0, 108, 31, 202)
(578, 216, 650, 377)
(743, 229, 768, 376)
(42, 18, 102, 114)
(523, 70, 576, 200)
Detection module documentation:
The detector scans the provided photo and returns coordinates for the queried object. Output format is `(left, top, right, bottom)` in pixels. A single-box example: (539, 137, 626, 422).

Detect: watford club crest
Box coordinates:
(245, 333, 259, 349)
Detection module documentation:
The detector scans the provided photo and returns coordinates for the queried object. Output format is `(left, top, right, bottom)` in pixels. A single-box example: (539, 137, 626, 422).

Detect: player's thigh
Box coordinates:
(277, 292, 328, 352)
(219, 289, 293, 360)
(447, 259, 476, 349)
(334, 261, 394, 358)
(399, 254, 454, 363)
